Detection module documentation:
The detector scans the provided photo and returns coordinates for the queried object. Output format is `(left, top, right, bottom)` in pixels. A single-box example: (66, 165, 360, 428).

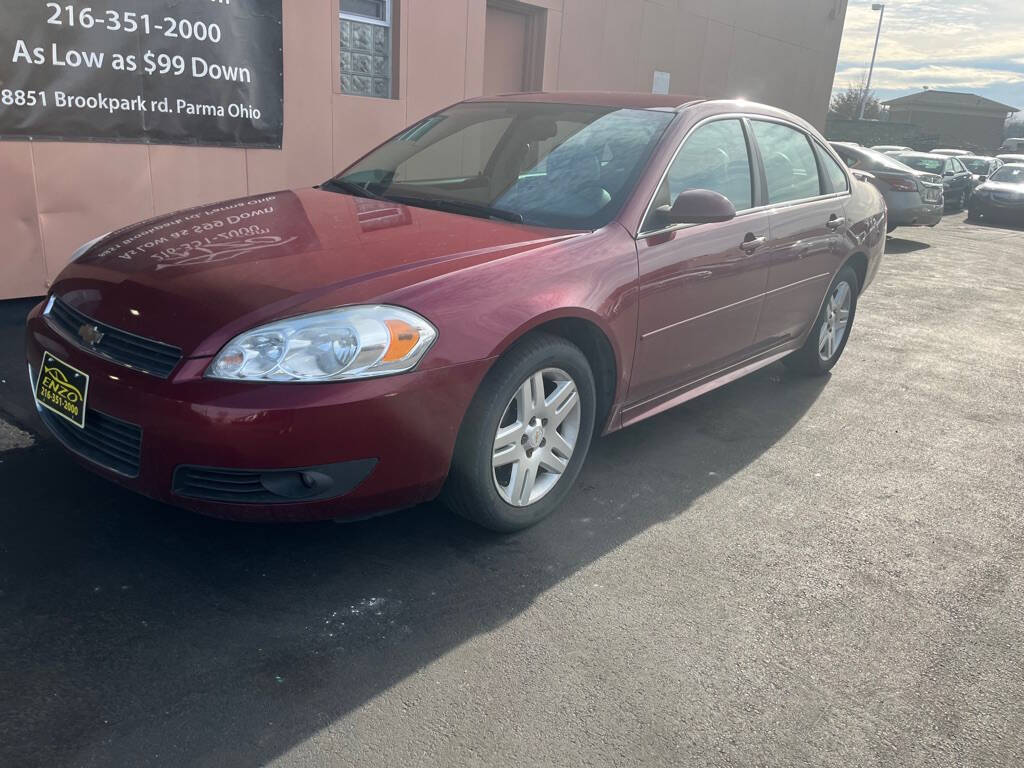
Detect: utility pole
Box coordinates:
(859, 3, 886, 120)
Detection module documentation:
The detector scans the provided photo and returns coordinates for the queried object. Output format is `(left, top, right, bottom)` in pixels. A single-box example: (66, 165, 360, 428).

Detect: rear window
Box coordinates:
(846, 147, 920, 173)
(898, 155, 946, 174)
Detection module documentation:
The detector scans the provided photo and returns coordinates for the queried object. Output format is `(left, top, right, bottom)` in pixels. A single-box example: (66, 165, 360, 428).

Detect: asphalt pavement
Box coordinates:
(1, 212, 1023, 767)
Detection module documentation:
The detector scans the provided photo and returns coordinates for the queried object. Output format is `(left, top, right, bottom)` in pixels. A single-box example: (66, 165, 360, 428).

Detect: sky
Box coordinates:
(833, 0, 1024, 112)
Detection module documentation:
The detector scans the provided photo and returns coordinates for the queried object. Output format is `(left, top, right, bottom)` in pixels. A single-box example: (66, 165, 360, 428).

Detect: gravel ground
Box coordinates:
(0, 211, 1022, 767)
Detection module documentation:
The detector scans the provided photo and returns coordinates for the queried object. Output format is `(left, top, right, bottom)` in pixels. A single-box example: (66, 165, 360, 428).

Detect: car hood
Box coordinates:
(52, 189, 577, 357)
(977, 181, 1024, 194)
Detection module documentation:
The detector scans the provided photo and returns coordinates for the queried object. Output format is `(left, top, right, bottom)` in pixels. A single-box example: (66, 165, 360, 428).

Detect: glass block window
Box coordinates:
(340, 0, 393, 99)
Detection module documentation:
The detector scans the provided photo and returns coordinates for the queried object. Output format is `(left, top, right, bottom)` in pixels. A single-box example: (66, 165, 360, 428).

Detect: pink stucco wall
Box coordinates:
(1, 0, 848, 299)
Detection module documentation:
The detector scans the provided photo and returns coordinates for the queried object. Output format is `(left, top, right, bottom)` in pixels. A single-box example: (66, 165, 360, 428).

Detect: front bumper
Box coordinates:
(26, 302, 492, 522)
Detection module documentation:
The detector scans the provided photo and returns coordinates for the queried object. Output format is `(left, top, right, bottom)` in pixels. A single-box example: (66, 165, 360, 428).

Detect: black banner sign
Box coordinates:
(0, 1, 283, 148)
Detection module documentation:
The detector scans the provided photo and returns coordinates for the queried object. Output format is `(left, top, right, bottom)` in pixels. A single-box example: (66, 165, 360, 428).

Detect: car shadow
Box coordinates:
(0, 353, 828, 767)
(885, 235, 931, 254)
(962, 217, 1024, 233)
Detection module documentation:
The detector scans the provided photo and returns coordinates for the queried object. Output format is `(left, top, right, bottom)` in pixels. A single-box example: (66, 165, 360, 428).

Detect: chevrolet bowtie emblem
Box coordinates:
(78, 323, 105, 346)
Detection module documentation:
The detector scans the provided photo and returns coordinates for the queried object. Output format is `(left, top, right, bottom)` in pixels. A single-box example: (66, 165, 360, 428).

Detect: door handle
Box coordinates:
(740, 235, 767, 254)
(827, 216, 847, 231)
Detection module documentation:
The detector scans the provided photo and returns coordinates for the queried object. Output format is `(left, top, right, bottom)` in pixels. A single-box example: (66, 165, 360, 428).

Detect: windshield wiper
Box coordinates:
(321, 181, 524, 223)
(320, 178, 386, 200)
(380, 194, 524, 224)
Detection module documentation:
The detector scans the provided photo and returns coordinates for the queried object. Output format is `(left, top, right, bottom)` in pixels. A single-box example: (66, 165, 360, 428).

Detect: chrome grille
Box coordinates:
(46, 297, 183, 378)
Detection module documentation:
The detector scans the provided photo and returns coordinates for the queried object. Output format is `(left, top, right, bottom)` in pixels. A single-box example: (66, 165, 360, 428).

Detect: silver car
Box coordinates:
(870, 145, 912, 155)
(831, 143, 944, 233)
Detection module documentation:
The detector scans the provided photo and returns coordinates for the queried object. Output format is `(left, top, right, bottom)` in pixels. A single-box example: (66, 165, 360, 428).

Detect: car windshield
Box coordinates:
(328, 102, 676, 229)
(991, 166, 1024, 183)
(899, 156, 946, 174)
(961, 158, 992, 174)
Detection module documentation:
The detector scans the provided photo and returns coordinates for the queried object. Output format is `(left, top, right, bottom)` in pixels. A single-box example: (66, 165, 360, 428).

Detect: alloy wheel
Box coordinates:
(492, 367, 582, 507)
(818, 280, 852, 362)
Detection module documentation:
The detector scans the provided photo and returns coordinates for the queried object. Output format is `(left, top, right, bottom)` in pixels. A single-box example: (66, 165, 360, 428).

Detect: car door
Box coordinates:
(945, 158, 968, 200)
(953, 158, 974, 196)
(750, 120, 849, 348)
(628, 118, 771, 406)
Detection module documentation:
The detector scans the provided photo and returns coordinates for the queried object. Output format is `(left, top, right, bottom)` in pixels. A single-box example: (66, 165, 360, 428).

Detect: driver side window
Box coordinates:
(644, 119, 754, 231)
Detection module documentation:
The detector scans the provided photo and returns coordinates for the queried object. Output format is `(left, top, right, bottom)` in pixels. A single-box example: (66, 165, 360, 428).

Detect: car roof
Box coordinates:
(962, 155, 997, 161)
(463, 91, 703, 110)
(896, 151, 949, 160)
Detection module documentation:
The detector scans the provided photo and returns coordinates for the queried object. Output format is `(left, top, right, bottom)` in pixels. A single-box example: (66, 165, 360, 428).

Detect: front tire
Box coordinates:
(442, 333, 597, 532)
(784, 265, 860, 376)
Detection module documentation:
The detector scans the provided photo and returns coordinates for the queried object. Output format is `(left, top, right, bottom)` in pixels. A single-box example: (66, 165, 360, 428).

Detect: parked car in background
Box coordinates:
(894, 152, 974, 210)
(931, 149, 972, 157)
(960, 155, 1003, 185)
(24, 94, 886, 531)
(871, 145, 912, 154)
(999, 138, 1024, 153)
(996, 154, 1024, 165)
(831, 142, 943, 232)
(967, 163, 1024, 224)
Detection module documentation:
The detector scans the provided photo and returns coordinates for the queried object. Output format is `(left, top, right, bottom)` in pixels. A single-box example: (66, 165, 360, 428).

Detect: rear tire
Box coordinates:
(442, 333, 596, 532)
(784, 265, 860, 377)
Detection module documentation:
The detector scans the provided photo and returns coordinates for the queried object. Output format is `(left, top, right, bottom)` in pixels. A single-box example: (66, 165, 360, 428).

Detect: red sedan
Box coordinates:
(26, 93, 886, 531)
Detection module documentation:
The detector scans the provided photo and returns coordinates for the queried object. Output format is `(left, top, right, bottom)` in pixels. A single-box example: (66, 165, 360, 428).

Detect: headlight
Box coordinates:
(207, 305, 437, 382)
(71, 233, 109, 262)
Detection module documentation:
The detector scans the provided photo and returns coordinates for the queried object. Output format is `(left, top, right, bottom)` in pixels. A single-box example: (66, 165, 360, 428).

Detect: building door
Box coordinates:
(483, 3, 542, 96)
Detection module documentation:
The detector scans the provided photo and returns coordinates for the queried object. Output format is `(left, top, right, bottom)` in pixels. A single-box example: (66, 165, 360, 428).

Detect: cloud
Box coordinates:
(834, 63, 1024, 92)
(836, 0, 1024, 95)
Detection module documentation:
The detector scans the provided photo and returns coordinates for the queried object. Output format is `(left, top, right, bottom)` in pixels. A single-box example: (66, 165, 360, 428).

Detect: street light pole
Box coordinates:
(859, 3, 886, 120)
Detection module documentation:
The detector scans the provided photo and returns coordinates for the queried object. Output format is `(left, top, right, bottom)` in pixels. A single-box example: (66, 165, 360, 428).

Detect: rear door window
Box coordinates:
(751, 121, 823, 204)
(816, 144, 849, 193)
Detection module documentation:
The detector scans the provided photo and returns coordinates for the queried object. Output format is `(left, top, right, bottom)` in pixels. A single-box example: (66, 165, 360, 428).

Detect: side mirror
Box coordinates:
(657, 189, 737, 225)
(979, 175, 988, 183)
(944, 170, 954, 177)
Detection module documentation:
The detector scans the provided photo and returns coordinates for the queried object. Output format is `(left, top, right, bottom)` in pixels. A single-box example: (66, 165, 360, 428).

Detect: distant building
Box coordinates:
(883, 90, 1020, 151)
